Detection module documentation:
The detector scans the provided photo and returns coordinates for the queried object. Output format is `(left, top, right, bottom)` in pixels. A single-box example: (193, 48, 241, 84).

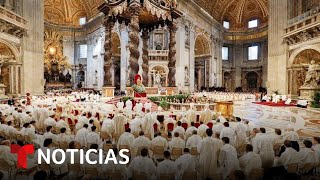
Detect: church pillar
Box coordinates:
(141, 30, 149, 86)
(128, 4, 141, 85)
(21, 0, 44, 95)
(268, 0, 288, 94)
(189, 24, 195, 92)
(168, 22, 178, 87)
(120, 23, 129, 91)
(103, 17, 114, 86)
(216, 39, 223, 87)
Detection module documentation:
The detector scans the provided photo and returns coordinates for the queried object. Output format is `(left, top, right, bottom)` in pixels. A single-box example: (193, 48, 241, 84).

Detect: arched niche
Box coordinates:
(288, 49, 320, 97)
(149, 64, 169, 87)
(0, 40, 21, 95)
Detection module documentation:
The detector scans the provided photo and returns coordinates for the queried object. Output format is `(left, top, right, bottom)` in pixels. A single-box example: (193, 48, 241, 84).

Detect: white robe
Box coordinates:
(172, 126, 186, 137)
(57, 133, 72, 143)
(212, 123, 224, 135)
(156, 159, 177, 179)
(186, 134, 202, 150)
(220, 127, 235, 145)
(113, 114, 128, 135)
(142, 113, 160, 139)
(218, 144, 240, 179)
(129, 117, 142, 135)
(233, 122, 247, 148)
(118, 132, 135, 150)
(86, 132, 101, 146)
(297, 148, 319, 168)
(117, 101, 124, 111)
(44, 117, 56, 127)
(75, 127, 89, 146)
(197, 137, 222, 178)
(151, 136, 168, 150)
(239, 152, 262, 175)
(185, 126, 198, 139)
(186, 109, 196, 122)
(275, 147, 299, 169)
(198, 124, 209, 137)
(128, 156, 156, 180)
(169, 137, 185, 151)
(252, 133, 275, 168)
(132, 136, 152, 154)
(175, 154, 197, 180)
(101, 118, 114, 137)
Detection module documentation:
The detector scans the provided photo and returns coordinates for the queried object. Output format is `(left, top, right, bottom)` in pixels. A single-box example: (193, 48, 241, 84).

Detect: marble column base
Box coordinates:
(102, 87, 115, 97)
(0, 84, 8, 99)
(299, 86, 320, 101)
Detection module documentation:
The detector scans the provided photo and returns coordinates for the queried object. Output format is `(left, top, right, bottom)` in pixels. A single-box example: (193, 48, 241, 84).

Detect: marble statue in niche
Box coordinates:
(184, 66, 190, 86)
(155, 71, 162, 87)
(302, 60, 320, 87)
(185, 25, 190, 46)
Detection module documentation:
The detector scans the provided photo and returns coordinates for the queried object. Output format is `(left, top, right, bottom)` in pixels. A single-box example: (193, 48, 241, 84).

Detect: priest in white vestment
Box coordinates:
(175, 148, 198, 180)
(298, 140, 319, 169)
(186, 104, 197, 122)
(218, 137, 241, 179)
(239, 144, 262, 176)
(142, 110, 160, 139)
(75, 124, 89, 147)
(186, 130, 202, 150)
(220, 122, 235, 145)
(113, 113, 128, 136)
(86, 126, 101, 147)
(151, 132, 168, 150)
(233, 117, 247, 148)
(43, 112, 56, 128)
(132, 131, 152, 156)
(117, 128, 135, 150)
(197, 122, 209, 137)
(197, 129, 222, 179)
(117, 99, 124, 111)
(172, 121, 186, 138)
(129, 116, 142, 136)
(101, 117, 114, 138)
(275, 140, 299, 169)
(185, 122, 198, 140)
(169, 132, 185, 152)
(156, 151, 177, 179)
(252, 128, 274, 168)
(128, 148, 156, 180)
(57, 127, 72, 143)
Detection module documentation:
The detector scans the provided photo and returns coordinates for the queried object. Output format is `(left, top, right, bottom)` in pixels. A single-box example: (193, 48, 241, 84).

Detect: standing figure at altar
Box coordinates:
(155, 71, 162, 88)
(132, 74, 146, 96)
(117, 99, 124, 111)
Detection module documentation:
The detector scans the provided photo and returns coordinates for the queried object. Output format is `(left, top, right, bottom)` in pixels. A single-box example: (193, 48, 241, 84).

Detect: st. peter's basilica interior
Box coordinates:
(0, 0, 320, 179)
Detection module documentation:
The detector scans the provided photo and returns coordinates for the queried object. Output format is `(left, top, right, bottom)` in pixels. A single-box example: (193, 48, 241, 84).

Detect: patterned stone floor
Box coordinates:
(233, 101, 320, 139)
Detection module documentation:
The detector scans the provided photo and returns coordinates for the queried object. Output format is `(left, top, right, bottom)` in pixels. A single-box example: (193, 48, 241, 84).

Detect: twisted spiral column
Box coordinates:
(168, 22, 177, 87)
(103, 17, 114, 86)
(128, 10, 141, 85)
(142, 30, 149, 86)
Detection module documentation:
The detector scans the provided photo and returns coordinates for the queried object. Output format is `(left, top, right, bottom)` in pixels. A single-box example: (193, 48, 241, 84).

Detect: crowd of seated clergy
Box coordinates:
(0, 93, 319, 180)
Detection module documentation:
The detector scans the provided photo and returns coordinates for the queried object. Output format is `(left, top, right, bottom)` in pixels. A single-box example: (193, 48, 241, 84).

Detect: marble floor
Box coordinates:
(234, 101, 320, 139)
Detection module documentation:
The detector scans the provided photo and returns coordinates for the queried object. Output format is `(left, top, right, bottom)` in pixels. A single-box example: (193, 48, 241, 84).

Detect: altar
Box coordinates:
(216, 101, 234, 119)
(126, 87, 178, 96)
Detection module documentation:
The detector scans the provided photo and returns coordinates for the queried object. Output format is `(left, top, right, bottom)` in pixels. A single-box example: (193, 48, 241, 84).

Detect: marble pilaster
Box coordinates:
(120, 23, 129, 91)
(268, 0, 288, 94)
(189, 24, 195, 92)
(21, 0, 44, 95)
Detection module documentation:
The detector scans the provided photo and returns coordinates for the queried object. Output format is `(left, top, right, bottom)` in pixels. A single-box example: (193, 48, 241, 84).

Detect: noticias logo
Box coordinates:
(11, 144, 130, 169)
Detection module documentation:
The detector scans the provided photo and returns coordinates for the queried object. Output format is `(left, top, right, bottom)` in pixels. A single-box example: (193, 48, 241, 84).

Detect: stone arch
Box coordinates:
(149, 64, 169, 87)
(288, 48, 320, 97)
(223, 71, 233, 92)
(245, 71, 259, 91)
(0, 39, 20, 64)
(288, 45, 320, 67)
(195, 33, 211, 56)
